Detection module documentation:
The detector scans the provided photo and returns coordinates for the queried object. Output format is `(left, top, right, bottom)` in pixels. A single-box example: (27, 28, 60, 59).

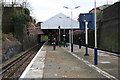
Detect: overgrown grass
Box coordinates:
(2, 33, 16, 41)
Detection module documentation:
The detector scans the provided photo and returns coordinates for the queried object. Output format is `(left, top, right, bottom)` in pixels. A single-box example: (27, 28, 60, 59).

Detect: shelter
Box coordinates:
(41, 13, 79, 29)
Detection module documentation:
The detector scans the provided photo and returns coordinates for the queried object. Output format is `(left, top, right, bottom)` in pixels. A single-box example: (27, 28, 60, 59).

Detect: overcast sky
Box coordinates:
(27, 0, 118, 22)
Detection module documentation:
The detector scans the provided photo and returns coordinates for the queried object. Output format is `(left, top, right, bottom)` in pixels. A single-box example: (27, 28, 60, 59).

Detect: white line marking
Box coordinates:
(99, 61, 111, 64)
(19, 42, 47, 79)
(62, 48, 118, 80)
(74, 44, 119, 57)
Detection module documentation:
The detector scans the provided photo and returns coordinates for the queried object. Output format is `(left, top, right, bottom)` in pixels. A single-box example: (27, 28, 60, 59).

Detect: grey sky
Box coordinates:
(24, 0, 119, 22)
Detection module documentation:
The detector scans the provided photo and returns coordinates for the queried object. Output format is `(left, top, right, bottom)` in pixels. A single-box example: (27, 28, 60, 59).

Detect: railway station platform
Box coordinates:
(19, 42, 119, 80)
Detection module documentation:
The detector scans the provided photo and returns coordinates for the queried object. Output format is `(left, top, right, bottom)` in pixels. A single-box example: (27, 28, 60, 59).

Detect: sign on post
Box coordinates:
(78, 13, 95, 56)
(79, 13, 95, 30)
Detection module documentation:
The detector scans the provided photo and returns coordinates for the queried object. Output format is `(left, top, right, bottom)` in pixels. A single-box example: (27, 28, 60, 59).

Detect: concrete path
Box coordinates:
(20, 42, 119, 80)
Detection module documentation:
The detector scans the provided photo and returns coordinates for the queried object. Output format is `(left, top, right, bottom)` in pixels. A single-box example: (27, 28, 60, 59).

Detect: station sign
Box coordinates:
(79, 13, 95, 30)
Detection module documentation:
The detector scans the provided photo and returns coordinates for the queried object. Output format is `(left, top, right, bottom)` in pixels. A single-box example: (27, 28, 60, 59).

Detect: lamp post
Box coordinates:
(58, 26, 61, 47)
(84, 20, 89, 56)
(94, 0, 98, 65)
(59, 16, 69, 47)
(63, 6, 80, 52)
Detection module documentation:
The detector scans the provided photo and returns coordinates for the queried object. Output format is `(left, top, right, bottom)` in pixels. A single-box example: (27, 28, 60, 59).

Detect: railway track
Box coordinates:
(1, 43, 44, 79)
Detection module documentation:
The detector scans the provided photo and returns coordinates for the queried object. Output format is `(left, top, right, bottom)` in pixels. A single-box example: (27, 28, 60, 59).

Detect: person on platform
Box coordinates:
(52, 38, 57, 50)
(78, 37, 82, 49)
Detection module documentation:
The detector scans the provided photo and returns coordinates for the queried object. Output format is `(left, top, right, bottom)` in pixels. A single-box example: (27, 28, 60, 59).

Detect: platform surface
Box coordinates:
(20, 42, 119, 80)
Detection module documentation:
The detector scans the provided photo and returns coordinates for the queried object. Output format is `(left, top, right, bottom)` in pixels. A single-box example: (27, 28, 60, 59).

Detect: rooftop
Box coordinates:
(41, 13, 79, 29)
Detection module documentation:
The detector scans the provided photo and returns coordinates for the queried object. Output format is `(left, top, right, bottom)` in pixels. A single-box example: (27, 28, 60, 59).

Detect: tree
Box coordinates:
(11, 8, 30, 41)
(24, 8, 30, 16)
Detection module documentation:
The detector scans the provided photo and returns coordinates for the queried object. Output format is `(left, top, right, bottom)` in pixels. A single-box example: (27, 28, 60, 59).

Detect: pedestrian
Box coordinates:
(78, 37, 82, 49)
(52, 38, 57, 50)
(64, 38, 66, 47)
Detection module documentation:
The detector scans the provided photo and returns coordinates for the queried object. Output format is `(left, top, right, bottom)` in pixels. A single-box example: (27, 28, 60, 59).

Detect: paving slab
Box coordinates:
(20, 42, 119, 80)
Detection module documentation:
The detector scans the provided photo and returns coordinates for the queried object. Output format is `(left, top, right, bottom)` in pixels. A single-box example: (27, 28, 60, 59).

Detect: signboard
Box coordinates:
(79, 13, 95, 30)
(79, 22, 85, 30)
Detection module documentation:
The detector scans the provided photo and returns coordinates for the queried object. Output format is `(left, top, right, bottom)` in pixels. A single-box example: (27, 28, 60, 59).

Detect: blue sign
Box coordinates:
(79, 13, 95, 30)
(80, 22, 85, 30)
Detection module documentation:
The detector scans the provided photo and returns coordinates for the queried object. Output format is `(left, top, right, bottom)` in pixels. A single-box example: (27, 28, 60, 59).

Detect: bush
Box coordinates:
(11, 8, 30, 41)
(2, 33, 16, 41)
(24, 8, 30, 16)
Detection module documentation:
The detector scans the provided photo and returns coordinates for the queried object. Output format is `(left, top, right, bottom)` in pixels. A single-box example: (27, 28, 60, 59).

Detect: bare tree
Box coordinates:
(2, 0, 28, 7)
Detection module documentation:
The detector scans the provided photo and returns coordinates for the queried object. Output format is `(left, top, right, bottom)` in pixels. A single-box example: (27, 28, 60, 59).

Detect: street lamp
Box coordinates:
(94, 0, 98, 65)
(63, 6, 80, 52)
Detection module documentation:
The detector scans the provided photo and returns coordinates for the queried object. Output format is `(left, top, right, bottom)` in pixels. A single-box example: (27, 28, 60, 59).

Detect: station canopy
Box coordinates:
(41, 13, 79, 29)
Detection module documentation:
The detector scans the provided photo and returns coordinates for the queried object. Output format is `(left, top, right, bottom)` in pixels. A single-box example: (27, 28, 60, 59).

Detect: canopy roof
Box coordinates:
(41, 13, 79, 29)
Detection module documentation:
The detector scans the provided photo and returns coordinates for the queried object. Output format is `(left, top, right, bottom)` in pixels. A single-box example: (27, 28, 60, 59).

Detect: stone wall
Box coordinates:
(2, 6, 39, 62)
(0, 1, 2, 64)
(2, 7, 23, 34)
(99, 2, 120, 53)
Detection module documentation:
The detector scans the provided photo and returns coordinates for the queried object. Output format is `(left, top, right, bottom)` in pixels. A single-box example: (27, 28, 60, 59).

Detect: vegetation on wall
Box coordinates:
(2, 33, 16, 41)
(11, 8, 30, 41)
(24, 8, 30, 16)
